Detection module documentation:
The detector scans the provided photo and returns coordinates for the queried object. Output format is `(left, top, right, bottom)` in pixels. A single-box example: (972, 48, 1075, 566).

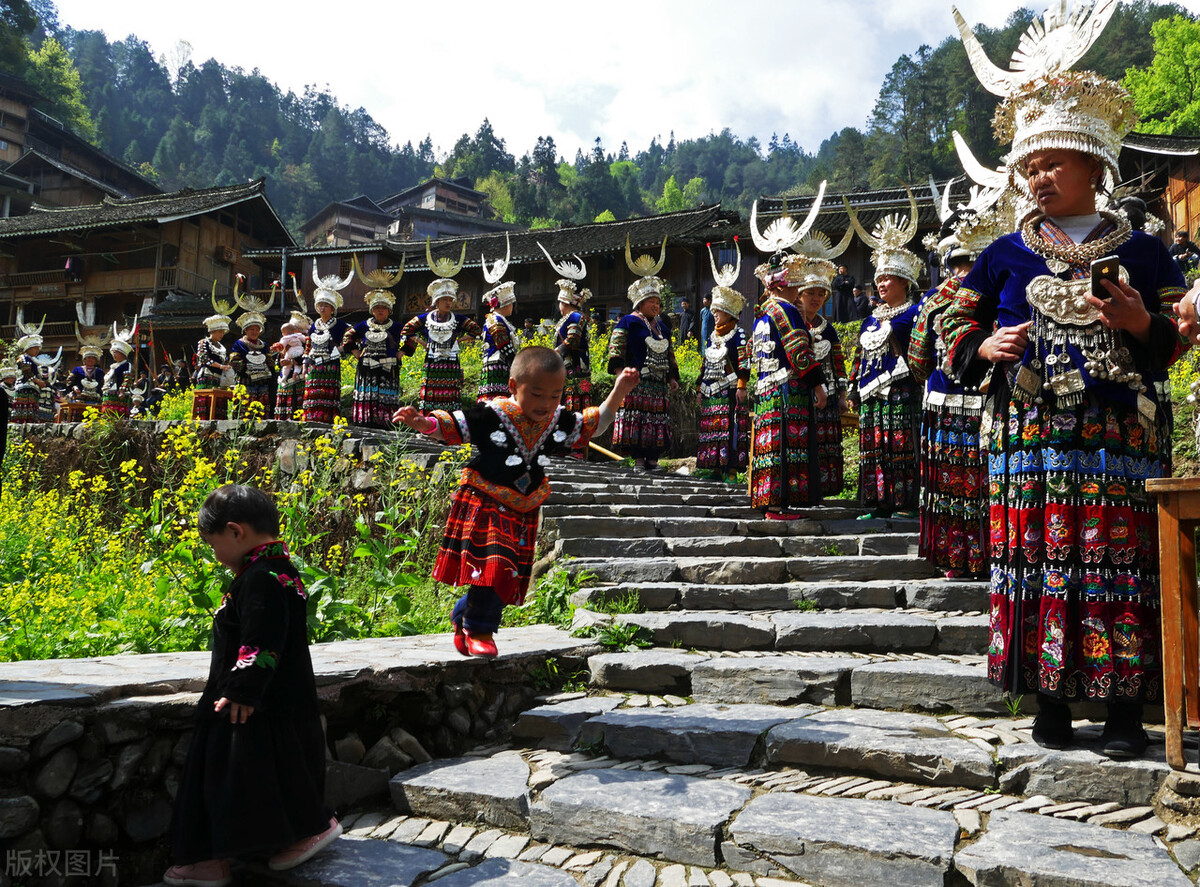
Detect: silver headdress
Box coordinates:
(15, 307, 45, 352)
(205, 280, 234, 333)
(33, 346, 62, 377)
(425, 238, 466, 304)
(285, 272, 311, 330)
(312, 263, 354, 311)
(751, 181, 828, 288)
(539, 241, 588, 308)
(110, 316, 138, 356)
(482, 233, 516, 309)
(791, 219, 853, 295)
(928, 177, 1010, 269)
(707, 238, 745, 318)
(75, 301, 111, 360)
(625, 235, 668, 309)
(953, 1, 1132, 193)
(232, 273, 275, 331)
(845, 186, 924, 286)
(352, 254, 403, 312)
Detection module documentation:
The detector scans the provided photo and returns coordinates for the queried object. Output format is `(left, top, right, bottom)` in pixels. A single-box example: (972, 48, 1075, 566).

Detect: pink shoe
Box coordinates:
(163, 859, 231, 887)
(268, 817, 343, 871)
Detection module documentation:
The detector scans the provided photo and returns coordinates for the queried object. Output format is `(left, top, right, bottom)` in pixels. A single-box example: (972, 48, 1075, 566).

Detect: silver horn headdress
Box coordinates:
(482, 233, 516, 309)
(845, 185, 924, 286)
(751, 181, 828, 288)
(707, 237, 745, 318)
(312, 263, 355, 311)
(353, 254, 403, 312)
(110, 316, 138, 357)
(233, 273, 275, 331)
(75, 301, 111, 359)
(425, 238, 466, 305)
(540, 241, 589, 308)
(15, 307, 45, 352)
(625, 235, 668, 309)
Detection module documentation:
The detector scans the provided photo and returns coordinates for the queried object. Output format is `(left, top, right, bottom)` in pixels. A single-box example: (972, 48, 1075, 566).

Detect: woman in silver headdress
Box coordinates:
(941, 3, 1188, 758)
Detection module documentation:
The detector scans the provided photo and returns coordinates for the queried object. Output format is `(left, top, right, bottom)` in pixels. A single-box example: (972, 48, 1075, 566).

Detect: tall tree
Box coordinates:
(1124, 14, 1200, 135)
(25, 35, 94, 139)
(0, 0, 36, 74)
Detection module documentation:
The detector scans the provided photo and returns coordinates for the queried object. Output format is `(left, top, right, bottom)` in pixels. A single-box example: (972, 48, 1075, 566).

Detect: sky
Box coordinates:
(49, 0, 1200, 162)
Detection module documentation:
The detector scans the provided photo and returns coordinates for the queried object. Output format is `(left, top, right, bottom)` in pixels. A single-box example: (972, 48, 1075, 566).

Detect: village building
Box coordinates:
(1120, 132, 1200, 240)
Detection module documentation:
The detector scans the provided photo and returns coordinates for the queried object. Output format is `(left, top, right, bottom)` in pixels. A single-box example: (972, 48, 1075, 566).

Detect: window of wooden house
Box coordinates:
(339, 255, 352, 278)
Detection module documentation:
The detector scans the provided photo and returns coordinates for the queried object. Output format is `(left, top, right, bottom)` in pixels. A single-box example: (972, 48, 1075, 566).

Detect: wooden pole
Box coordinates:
(587, 441, 623, 461)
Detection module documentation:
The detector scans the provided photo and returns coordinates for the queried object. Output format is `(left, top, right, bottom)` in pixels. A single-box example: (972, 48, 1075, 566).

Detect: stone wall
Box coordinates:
(0, 629, 593, 887)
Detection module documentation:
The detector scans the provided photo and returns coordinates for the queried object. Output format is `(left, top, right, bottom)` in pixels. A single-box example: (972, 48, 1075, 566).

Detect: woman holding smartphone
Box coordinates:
(941, 6, 1187, 760)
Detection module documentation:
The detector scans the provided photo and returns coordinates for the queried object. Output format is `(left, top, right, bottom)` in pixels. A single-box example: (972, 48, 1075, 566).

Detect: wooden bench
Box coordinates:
(1146, 476, 1200, 770)
(57, 402, 90, 423)
(192, 387, 233, 421)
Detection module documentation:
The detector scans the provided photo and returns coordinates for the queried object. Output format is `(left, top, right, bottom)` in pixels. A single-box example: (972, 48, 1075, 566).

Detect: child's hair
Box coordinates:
(198, 484, 281, 536)
(280, 322, 296, 335)
(510, 346, 564, 384)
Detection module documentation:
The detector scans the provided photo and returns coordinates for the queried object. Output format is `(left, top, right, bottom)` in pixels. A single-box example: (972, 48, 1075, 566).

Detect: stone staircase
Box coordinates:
(233, 457, 1200, 886)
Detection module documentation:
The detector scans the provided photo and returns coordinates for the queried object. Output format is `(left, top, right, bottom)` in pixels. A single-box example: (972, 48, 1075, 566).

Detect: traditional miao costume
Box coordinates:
(553, 282, 592, 411)
(170, 541, 331, 865)
(68, 363, 104, 407)
(101, 319, 138, 418)
(343, 256, 404, 427)
(303, 267, 355, 424)
(846, 195, 924, 516)
(12, 353, 40, 423)
(192, 318, 232, 421)
(274, 312, 309, 422)
(909, 191, 1010, 578)
(401, 279, 483, 413)
(427, 400, 602, 640)
(941, 9, 1186, 748)
(696, 243, 749, 477)
(748, 256, 825, 513)
(228, 276, 277, 416)
(478, 243, 521, 403)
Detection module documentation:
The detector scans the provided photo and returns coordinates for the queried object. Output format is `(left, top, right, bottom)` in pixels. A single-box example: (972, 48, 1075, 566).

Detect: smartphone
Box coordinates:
(1091, 255, 1120, 300)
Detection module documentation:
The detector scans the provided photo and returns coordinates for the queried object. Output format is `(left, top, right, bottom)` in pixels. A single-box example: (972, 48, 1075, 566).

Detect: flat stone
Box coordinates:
(1174, 838, 1200, 872)
(902, 579, 989, 613)
(771, 612, 937, 652)
(33, 720, 83, 758)
(391, 752, 530, 830)
(580, 703, 808, 766)
(390, 818, 432, 844)
(691, 656, 857, 706)
(530, 769, 753, 866)
(557, 537, 668, 558)
(726, 793, 957, 887)
(0, 795, 39, 839)
(954, 810, 1191, 887)
(850, 659, 1008, 715)
(513, 696, 623, 750)
(934, 615, 989, 654)
(565, 850, 604, 869)
(462, 828, 505, 861)
(621, 613, 775, 651)
(568, 557, 678, 585)
(997, 744, 1170, 807)
(589, 650, 708, 694)
(288, 836, 446, 885)
(1088, 805, 1155, 826)
(666, 537, 782, 559)
(765, 708, 995, 789)
(1128, 815, 1167, 835)
(674, 556, 788, 586)
(484, 834, 530, 859)
(623, 858, 657, 887)
(539, 847, 573, 867)
(659, 864, 688, 887)
(785, 554, 939, 583)
(441, 825, 475, 854)
(572, 583, 681, 611)
(414, 821, 450, 847)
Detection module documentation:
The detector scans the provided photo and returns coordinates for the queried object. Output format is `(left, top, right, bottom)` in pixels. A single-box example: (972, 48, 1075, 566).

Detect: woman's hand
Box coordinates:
(214, 697, 254, 724)
(978, 322, 1031, 363)
(735, 387, 748, 407)
(393, 405, 435, 433)
(1176, 280, 1200, 345)
(1088, 279, 1151, 343)
(814, 384, 828, 410)
(668, 379, 679, 394)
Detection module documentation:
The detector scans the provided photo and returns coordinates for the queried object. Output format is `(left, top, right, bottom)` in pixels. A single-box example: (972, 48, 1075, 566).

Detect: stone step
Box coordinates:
(555, 533, 920, 560)
(581, 609, 986, 655)
(543, 504, 754, 520)
(570, 578, 987, 613)
(564, 553, 943, 586)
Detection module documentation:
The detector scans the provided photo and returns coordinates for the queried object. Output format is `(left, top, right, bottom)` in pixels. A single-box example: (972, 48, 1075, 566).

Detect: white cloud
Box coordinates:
(53, 0, 1200, 163)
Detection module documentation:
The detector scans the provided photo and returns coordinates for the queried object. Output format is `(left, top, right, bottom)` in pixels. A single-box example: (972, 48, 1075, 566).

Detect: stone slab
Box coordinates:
(571, 584, 681, 611)
(580, 703, 810, 766)
(389, 752, 530, 829)
(665, 537, 783, 558)
(997, 744, 1171, 807)
(556, 537, 667, 558)
(588, 650, 709, 694)
(428, 859, 580, 886)
(621, 612, 775, 651)
(954, 810, 1191, 887)
(933, 615, 989, 654)
(850, 659, 1009, 714)
(674, 557, 787, 586)
(771, 612, 937, 652)
(726, 793, 957, 887)
(691, 656, 858, 706)
(902, 579, 989, 612)
(676, 585, 798, 611)
(567, 558, 678, 585)
(784, 555, 940, 583)
(765, 708, 996, 788)
(285, 835, 448, 886)
(530, 769, 753, 867)
(512, 696, 623, 750)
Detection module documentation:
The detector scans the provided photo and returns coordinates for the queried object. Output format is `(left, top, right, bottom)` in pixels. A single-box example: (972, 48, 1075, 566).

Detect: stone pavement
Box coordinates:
(157, 456, 1200, 887)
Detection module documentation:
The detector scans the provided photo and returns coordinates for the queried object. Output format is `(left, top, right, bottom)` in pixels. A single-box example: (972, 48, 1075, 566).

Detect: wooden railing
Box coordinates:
(0, 321, 76, 340)
(2, 269, 66, 287)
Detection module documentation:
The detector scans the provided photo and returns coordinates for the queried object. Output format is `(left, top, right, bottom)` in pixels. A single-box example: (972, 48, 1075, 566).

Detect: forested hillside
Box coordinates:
(0, 0, 1194, 238)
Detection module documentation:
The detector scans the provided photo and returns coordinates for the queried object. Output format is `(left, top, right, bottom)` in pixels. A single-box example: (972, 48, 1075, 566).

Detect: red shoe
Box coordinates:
(465, 631, 498, 657)
(765, 511, 802, 521)
(268, 817, 343, 871)
(453, 622, 469, 656)
(163, 860, 232, 887)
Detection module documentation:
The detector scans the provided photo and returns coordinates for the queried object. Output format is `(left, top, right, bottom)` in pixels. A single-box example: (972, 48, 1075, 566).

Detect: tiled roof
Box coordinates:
(1122, 132, 1200, 157)
(0, 178, 294, 244)
(7, 148, 147, 200)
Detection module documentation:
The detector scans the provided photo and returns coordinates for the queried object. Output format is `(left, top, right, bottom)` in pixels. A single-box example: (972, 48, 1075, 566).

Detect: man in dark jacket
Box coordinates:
(676, 298, 695, 345)
(831, 266, 855, 322)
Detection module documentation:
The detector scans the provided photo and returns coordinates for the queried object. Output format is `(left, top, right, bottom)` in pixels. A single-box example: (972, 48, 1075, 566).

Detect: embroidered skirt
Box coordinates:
(697, 388, 748, 473)
(274, 373, 302, 421)
(919, 400, 985, 577)
(611, 378, 671, 459)
(813, 399, 845, 497)
(858, 380, 919, 512)
(560, 376, 592, 413)
(433, 486, 540, 606)
(239, 379, 274, 418)
(100, 391, 131, 419)
(750, 377, 816, 510)
(11, 384, 38, 423)
(985, 390, 1166, 704)
(302, 361, 341, 424)
(418, 357, 464, 413)
(477, 362, 511, 402)
(351, 362, 398, 428)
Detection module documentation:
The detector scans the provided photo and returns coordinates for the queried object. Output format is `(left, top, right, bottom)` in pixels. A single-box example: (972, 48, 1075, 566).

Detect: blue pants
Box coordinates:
(451, 587, 504, 634)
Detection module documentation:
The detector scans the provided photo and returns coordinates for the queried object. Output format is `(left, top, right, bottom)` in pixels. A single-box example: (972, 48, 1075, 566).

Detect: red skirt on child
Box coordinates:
(433, 486, 539, 606)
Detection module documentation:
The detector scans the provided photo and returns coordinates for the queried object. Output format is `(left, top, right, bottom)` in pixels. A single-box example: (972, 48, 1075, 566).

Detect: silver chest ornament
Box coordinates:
(426, 314, 460, 359)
